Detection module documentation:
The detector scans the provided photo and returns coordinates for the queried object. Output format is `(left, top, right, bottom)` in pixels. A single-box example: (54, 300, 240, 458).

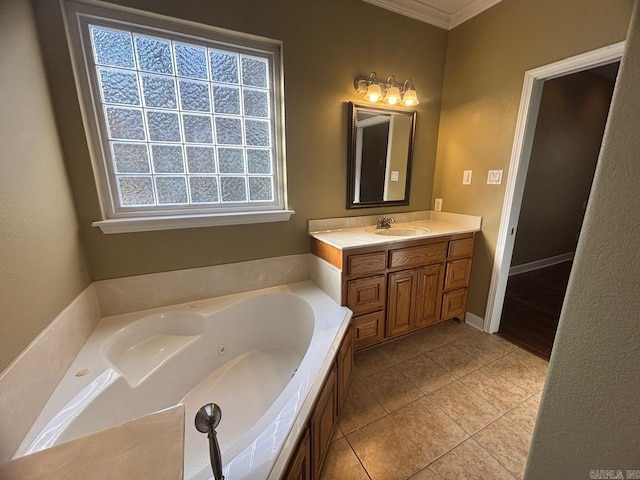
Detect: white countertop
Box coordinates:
(309, 211, 482, 250)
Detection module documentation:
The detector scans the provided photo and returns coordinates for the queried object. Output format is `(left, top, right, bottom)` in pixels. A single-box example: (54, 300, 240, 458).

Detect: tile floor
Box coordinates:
(320, 320, 547, 480)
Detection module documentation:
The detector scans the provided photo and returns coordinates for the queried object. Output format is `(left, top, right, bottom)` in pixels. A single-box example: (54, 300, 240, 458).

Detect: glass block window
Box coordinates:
(65, 2, 286, 221)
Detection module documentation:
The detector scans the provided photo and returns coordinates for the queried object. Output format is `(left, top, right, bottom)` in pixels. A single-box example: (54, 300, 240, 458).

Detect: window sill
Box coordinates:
(93, 210, 295, 234)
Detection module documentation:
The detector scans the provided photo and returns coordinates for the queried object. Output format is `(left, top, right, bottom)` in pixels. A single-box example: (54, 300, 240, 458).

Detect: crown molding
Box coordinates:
(361, 0, 502, 30)
(361, 0, 450, 30)
(450, 0, 503, 29)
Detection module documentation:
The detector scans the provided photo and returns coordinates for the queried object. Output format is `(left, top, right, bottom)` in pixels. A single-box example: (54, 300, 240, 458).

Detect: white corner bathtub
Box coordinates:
(14, 281, 351, 480)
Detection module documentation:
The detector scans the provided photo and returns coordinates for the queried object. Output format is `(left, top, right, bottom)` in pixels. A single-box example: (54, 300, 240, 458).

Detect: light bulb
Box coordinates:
(364, 83, 382, 103)
(402, 88, 419, 106)
(384, 85, 401, 105)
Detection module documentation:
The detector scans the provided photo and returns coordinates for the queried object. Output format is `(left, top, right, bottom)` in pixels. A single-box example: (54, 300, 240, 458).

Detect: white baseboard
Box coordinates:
(509, 252, 574, 276)
(465, 311, 484, 331)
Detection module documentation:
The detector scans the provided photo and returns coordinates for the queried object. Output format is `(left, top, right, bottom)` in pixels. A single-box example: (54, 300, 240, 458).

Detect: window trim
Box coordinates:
(92, 210, 296, 234)
(63, 1, 292, 233)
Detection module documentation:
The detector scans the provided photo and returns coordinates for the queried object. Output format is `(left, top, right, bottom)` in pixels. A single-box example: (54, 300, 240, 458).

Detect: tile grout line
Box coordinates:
(464, 436, 520, 480)
(470, 429, 524, 480)
(338, 379, 387, 436)
(346, 322, 542, 479)
(341, 424, 375, 480)
(468, 398, 539, 480)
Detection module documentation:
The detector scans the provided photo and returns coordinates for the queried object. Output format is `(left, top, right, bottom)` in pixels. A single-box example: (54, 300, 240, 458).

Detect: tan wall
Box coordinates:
(32, 0, 448, 280)
(434, 0, 634, 316)
(526, 2, 640, 475)
(511, 71, 615, 266)
(0, 0, 90, 371)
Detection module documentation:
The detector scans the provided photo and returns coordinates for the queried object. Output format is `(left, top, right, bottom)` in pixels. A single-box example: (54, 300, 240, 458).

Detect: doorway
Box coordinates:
(359, 122, 389, 202)
(483, 42, 625, 339)
(497, 63, 618, 358)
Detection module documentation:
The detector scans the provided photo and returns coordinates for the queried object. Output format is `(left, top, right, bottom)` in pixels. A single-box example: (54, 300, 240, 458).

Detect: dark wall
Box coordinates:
(512, 70, 616, 266)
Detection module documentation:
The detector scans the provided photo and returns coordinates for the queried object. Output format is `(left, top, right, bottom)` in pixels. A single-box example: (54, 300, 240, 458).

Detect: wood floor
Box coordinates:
(498, 261, 573, 360)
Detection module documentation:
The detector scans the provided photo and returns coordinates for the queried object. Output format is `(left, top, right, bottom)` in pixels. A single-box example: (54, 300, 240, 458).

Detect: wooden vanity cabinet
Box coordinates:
(311, 232, 475, 350)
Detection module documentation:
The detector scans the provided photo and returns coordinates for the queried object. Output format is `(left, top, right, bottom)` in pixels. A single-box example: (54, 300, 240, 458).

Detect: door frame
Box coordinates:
(354, 115, 391, 203)
(483, 41, 625, 333)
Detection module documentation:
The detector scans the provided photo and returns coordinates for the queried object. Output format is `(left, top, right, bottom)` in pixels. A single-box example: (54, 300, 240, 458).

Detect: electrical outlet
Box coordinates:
(487, 170, 503, 185)
(463, 170, 472, 185)
(434, 198, 442, 212)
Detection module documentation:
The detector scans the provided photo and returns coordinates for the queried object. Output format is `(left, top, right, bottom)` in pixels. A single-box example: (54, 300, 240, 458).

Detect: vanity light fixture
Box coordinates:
(354, 72, 420, 107)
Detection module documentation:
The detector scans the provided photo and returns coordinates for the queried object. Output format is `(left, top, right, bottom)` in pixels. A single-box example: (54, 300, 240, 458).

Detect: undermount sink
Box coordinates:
(366, 226, 431, 237)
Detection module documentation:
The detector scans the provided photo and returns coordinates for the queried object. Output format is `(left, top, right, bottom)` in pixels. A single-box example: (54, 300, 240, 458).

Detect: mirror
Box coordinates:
(347, 102, 416, 209)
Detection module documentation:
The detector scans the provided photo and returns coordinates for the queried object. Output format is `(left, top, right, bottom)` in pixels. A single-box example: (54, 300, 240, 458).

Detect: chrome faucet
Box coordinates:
(195, 403, 225, 480)
(376, 216, 395, 229)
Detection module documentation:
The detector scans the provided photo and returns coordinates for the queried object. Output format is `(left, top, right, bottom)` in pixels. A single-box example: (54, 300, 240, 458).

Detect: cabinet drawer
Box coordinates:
(353, 311, 385, 349)
(347, 275, 386, 315)
(448, 237, 475, 259)
(441, 288, 468, 320)
(444, 258, 472, 291)
(348, 251, 386, 277)
(389, 243, 446, 269)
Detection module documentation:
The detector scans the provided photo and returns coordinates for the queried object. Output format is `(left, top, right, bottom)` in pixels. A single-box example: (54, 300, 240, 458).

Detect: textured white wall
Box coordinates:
(525, 1, 640, 477)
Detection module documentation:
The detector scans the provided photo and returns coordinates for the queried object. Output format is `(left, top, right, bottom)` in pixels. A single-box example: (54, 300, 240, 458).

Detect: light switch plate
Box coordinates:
(434, 198, 442, 212)
(463, 170, 472, 185)
(487, 170, 503, 185)
(391, 170, 399, 181)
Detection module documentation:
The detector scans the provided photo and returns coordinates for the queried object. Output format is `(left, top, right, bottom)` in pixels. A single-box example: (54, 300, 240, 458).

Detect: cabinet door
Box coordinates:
(415, 264, 444, 328)
(353, 311, 385, 349)
(444, 258, 472, 291)
(311, 364, 337, 479)
(283, 429, 311, 480)
(441, 288, 468, 320)
(386, 269, 418, 338)
(347, 275, 386, 315)
(337, 324, 354, 414)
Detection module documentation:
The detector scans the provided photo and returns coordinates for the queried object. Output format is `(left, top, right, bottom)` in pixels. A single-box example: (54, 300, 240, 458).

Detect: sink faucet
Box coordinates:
(195, 403, 225, 480)
(376, 216, 395, 229)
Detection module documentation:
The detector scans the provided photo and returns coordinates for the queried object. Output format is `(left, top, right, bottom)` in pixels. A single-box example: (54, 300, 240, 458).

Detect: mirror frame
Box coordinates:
(346, 102, 417, 209)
